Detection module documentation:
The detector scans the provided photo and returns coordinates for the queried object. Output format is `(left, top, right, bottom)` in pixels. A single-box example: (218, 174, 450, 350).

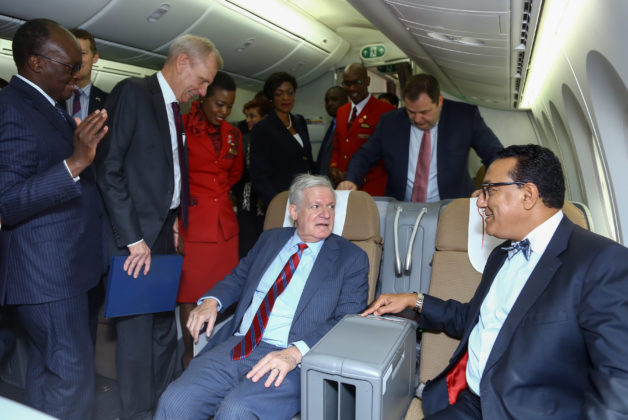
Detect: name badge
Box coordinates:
(358, 134, 370, 139)
(360, 123, 370, 129)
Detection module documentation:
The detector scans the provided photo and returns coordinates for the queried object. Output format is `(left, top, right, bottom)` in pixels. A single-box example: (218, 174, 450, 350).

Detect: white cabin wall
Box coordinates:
(522, 0, 628, 243)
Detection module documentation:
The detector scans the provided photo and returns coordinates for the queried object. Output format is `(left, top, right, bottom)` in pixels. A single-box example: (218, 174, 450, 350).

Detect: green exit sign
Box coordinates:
(360, 44, 386, 59)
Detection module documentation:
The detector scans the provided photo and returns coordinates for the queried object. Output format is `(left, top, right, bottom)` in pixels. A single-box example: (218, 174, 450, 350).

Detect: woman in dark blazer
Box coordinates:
(249, 72, 314, 206)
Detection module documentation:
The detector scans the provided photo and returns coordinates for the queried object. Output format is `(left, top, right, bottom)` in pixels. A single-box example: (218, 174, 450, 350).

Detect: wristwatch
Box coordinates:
(414, 292, 424, 313)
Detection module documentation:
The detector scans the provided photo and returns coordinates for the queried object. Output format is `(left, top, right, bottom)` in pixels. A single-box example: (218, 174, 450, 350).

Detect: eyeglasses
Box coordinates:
(341, 79, 363, 88)
(34, 54, 81, 75)
(480, 182, 526, 197)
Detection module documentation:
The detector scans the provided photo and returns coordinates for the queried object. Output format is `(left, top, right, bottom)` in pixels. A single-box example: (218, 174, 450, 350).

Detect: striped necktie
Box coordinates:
(72, 89, 82, 118)
(232, 242, 308, 360)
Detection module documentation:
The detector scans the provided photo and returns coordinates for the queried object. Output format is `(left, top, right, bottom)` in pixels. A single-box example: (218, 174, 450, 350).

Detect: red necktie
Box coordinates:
(72, 89, 81, 117)
(411, 130, 431, 202)
(232, 242, 308, 360)
(170, 102, 190, 228)
(348, 106, 358, 130)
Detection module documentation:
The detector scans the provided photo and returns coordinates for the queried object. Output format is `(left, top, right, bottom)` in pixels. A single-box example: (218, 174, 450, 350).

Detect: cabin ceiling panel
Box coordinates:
(0, 0, 111, 29)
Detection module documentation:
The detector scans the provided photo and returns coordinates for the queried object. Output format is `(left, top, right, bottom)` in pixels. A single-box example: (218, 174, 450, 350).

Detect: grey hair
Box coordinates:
(288, 174, 334, 208)
(167, 34, 224, 69)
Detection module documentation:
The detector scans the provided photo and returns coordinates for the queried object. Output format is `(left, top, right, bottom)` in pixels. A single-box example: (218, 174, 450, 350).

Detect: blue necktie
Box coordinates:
(502, 238, 531, 260)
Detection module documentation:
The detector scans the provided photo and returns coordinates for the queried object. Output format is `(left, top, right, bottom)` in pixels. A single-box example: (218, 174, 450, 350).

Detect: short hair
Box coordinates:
(263, 72, 297, 101)
(378, 92, 399, 107)
(205, 71, 235, 98)
(12, 18, 58, 70)
(70, 28, 96, 54)
(326, 85, 346, 96)
(289, 174, 334, 209)
(402, 74, 440, 103)
(496, 144, 565, 209)
(343, 63, 368, 78)
(167, 34, 224, 69)
(243, 96, 273, 117)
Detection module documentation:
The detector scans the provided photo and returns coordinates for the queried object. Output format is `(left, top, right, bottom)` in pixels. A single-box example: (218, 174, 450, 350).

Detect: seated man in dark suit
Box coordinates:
(338, 74, 503, 202)
(364, 144, 628, 419)
(155, 174, 369, 420)
(0, 19, 108, 420)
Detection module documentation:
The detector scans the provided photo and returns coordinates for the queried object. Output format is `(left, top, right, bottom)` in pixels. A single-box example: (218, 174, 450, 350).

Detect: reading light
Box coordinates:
(147, 3, 170, 23)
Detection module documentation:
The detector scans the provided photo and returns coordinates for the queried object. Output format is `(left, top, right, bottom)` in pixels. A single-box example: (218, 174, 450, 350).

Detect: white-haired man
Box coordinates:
(95, 34, 222, 419)
(156, 174, 369, 420)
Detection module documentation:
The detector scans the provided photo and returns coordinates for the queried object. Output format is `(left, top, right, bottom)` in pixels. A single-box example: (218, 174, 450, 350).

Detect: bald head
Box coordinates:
(342, 63, 370, 104)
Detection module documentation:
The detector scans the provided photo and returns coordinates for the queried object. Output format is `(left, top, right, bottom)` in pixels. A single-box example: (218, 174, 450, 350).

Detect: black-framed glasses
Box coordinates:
(341, 79, 363, 88)
(480, 182, 526, 197)
(34, 53, 81, 74)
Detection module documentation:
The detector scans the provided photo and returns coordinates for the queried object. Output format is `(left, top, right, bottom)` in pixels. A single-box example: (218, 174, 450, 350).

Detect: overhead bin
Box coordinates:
(0, 0, 349, 86)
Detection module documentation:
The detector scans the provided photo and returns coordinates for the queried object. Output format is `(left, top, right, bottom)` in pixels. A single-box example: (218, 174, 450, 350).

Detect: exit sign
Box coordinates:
(360, 44, 386, 60)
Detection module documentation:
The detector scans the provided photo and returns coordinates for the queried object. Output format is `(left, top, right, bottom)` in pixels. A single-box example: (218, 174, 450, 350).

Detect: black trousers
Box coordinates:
(114, 210, 178, 420)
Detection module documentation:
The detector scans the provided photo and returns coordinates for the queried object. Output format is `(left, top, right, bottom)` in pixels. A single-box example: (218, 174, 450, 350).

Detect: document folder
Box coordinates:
(104, 254, 184, 318)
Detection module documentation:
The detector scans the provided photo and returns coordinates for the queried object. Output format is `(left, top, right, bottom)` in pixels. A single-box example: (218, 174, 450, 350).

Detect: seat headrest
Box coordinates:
(263, 189, 380, 241)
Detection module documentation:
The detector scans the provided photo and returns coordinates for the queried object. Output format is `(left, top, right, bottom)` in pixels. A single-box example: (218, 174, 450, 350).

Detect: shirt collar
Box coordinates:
(351, 93, 372, 116)
(157, 71, 177, 105)
(16, 74, 56, 106)
(521, 210, 564, 256)
(291, 231, 325, 256)
(77, 83, 92, 97)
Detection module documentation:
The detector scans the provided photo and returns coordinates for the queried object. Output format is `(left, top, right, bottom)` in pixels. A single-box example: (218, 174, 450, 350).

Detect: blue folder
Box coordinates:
(104, 254, 184, 318)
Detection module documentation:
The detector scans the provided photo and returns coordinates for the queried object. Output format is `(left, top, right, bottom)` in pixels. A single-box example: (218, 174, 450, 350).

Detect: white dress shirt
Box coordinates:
(466, 210, 564, 395)
(65, 83, 91, 121)
(156, 71, 184, 210)
(404, 124, 440, 202)
(348, 94, 372, 125)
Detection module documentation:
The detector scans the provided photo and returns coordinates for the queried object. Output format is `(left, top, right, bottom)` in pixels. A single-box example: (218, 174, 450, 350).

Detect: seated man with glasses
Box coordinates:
(328, 63, 395, 194)
(363, 144, 628, 419)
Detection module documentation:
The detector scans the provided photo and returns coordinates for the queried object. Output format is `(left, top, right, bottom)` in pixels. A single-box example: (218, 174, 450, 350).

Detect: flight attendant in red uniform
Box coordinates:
(329, 63, 394, 196)
(177, 71, 243, 368)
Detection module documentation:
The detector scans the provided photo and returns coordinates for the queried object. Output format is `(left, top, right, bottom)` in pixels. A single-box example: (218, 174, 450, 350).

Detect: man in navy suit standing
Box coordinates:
(155, 174, 369, 420)
(365, 145, 628, 418)
(339, 74, 503, 201)
(0, 19, 108, 420)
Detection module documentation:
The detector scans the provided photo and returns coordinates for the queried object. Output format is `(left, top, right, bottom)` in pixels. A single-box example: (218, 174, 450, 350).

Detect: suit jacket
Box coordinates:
(249, 111, 314, 205)
(201, 228, 369, 352)
(96, 73, 182, 252)
(88, 84, 108, 113)
(421, 217, 628, 419)
(0, 76, 104, 304)
(331, 96, 394, 195)
(315, 118, 336, 176)
(344, 99, 503, 200)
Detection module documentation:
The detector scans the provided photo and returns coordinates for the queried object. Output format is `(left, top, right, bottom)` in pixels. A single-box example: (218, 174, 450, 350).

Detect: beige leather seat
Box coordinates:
(264, 189, 383, 303)
(405, 199, 589, 418)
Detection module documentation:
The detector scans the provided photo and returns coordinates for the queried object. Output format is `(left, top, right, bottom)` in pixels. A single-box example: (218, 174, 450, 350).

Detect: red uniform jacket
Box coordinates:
(180, 103, 243, 243)
(330, 96, 394, 196)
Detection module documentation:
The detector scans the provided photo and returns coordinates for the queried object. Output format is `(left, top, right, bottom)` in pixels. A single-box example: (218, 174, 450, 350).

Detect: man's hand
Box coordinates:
(124, 240, 151, 278)
(246, 346, 302, 388)
(328, 167, 344, 186)
(186, 298, 218, 343)
(337, 180, 358, 191)
(65, 109, 108, 178)
(361, 293, 417, 316)
(173, 217, 185, 256)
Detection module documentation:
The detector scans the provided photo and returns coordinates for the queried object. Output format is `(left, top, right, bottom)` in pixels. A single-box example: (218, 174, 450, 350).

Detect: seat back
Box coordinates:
(264, 190, 383, 303)
(418, 199, 591, 384)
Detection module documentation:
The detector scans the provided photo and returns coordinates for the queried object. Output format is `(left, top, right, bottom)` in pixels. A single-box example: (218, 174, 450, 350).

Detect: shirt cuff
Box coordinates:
(63, 160, 80, 182)
(127, 239, 144, 248)
(291, 340, 309, 357)
(198, 296, 222, 312)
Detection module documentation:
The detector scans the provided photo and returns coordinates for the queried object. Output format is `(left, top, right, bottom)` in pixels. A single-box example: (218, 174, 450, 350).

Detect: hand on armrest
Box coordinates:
(187, 298, 219, 343)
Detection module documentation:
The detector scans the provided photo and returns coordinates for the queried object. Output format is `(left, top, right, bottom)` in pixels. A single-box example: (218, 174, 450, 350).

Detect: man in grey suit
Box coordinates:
(155, 174, 369, 420)
(0, 19, 108, 420)
(95, 35, 222, 419)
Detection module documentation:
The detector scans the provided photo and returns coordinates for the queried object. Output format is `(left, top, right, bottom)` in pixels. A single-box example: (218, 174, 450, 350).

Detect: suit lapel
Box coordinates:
(147, 75, 174, 171)
(483, 218, 573, 372)
(234, 229, 294, 325)
(292, 235, 339, 323)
